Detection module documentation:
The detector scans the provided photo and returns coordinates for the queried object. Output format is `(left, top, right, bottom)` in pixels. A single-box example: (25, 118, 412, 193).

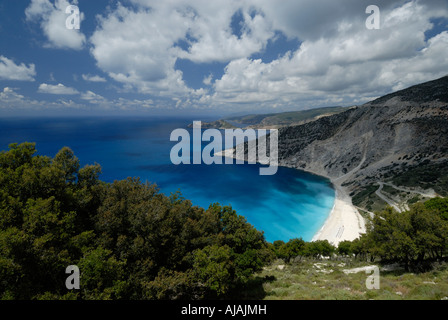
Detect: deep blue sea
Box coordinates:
(0, 116, 334, 242)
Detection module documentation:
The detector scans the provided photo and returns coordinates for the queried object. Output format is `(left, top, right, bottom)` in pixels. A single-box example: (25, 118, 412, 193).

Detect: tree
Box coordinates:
(304, 240, 335, 259)
(53, 147, 80, 184)
(424, 197, 448, 221)
(192, 245, 233, 297)
(410, 203, 448, 261)
(337, 240, 353, 256)
(0, 143, 274, 299)
(77, 246, 127, 299)
(350, 236, 370, 261)
(274, 238, 306, 262)
(368, 207, 416, 268)
(366, 203, 448, 270)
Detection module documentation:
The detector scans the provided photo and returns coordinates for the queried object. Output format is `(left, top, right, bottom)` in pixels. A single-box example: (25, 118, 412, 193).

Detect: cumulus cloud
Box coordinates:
(82, 74, 107, 82)
(38, 83, 79, 95)
(85, 0, 448, 110)
(0, 87, 45, 110)
(0, 86, 158, 112)
(89, 0, 276, 96)
(175, 3, 274, 63)
(211, 0, 448, 106)
(80, 90, 107, 105)
(0, 87, 25, 103)
(25, 0, 86, 50)
(90, 3, 190, 95)
(0, 56, 36, 81)
(203, 74, 213, 86)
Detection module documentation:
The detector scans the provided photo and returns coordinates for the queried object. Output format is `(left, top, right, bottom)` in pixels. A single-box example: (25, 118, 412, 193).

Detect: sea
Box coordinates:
(0, 116, 335, 243)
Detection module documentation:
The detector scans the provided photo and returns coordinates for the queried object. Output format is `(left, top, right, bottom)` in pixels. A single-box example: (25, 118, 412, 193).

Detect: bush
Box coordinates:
(0, 143, 270, 299)
(363, 203, 448, 269)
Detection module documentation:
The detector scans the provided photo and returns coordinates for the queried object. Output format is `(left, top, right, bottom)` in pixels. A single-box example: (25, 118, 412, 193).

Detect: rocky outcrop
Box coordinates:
(277, 76, 448, 195)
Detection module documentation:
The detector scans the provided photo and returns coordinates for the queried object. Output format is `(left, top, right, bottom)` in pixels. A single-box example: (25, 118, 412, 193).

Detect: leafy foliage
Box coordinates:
(336, 200, 448, 271)
(272, 198, 448, 273)
(271, 238, 336, 262)
(366, 203, 448, 268)
(0, 143, 271, 300)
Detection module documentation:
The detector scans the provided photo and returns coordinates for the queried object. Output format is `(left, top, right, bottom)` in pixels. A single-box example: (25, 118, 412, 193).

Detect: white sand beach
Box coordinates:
(311, 180, 366, 246)
(216, 147, 366, 246)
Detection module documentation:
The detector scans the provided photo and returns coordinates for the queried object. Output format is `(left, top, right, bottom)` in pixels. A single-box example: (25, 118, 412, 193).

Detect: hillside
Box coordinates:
(276, 75, 448, 212)
(199, 106, 349, 129)
(370, 76, 448, 105)
(187, 119, 237, 129)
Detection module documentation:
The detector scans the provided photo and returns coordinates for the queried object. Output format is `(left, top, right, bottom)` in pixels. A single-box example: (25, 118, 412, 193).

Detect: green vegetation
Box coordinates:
(392, 160, 448, 196)
(270, 199, 448, 270)
(250, 199, 448, 300)
(425, 197, 448, 221)
(1, 143, 447, 300)
(351, 184, 387, 212)
(271, 239, 336, 262)
(366, 203, 448, 270)
(382, 184, 399, 196)
(408, 195, 421, 205)
(253, 259, 448, 300)
(351, 181, 435, 213)
(225, 106, 349, 128)
(351, 185, 378, 207)
(0, 143, 271, 300)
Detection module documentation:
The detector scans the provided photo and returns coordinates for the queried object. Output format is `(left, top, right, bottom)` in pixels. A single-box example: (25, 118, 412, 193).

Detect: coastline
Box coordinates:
(311, 179, 366, 246)
(215, 148, 366, 246)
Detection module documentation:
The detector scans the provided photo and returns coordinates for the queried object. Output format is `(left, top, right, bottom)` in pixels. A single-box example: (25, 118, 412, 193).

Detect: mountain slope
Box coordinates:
(277, 75, 448, 210)
(225, 106, 349, 129)
(197, 106, 349, 129)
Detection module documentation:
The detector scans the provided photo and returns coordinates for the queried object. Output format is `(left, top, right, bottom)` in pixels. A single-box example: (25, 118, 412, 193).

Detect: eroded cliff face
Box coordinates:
(277, 76, 448, 193)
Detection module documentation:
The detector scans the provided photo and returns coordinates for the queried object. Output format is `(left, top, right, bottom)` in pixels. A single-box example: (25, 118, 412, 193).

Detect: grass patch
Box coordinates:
(251, 259, 448, 300)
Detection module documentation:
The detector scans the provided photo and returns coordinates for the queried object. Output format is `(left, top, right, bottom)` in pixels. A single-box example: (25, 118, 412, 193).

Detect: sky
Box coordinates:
(0, 0, 448, 117)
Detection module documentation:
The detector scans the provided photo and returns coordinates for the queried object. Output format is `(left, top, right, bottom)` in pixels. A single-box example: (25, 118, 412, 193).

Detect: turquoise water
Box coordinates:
(0, 116, 334, 242)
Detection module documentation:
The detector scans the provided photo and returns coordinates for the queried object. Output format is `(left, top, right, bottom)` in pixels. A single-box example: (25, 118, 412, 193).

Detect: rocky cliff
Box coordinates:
(276, 76, 448, 208)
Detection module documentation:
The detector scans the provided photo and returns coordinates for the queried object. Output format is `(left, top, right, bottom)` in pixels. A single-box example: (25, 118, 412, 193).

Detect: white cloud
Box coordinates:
(82, 74, 106, 82)
(211, 0, 448, 107)
(0, 86, 156, 111)
(89, 0, 276, 96)
(7, 0, 445, 113)
(25, 0, 86, 50)
(38, 83, 79, 95)
(174, 2, 274, 63)
(80, 90, 107, 105)
(0, 87, 25, 102)
(203, 74, 213, 86)
(0, 87, 46, 110)
(0, 56, 36, 81)
(85, 0, 448, 111)
(90, 3, 200, 95)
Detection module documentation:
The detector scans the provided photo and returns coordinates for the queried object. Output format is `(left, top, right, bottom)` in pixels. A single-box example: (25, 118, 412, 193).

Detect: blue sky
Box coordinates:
(0, 0, 448, 116)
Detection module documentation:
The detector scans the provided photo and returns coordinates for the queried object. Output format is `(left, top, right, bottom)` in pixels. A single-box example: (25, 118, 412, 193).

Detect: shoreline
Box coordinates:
(311, 179, 366, 246)
(215, 148, 366, 246)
